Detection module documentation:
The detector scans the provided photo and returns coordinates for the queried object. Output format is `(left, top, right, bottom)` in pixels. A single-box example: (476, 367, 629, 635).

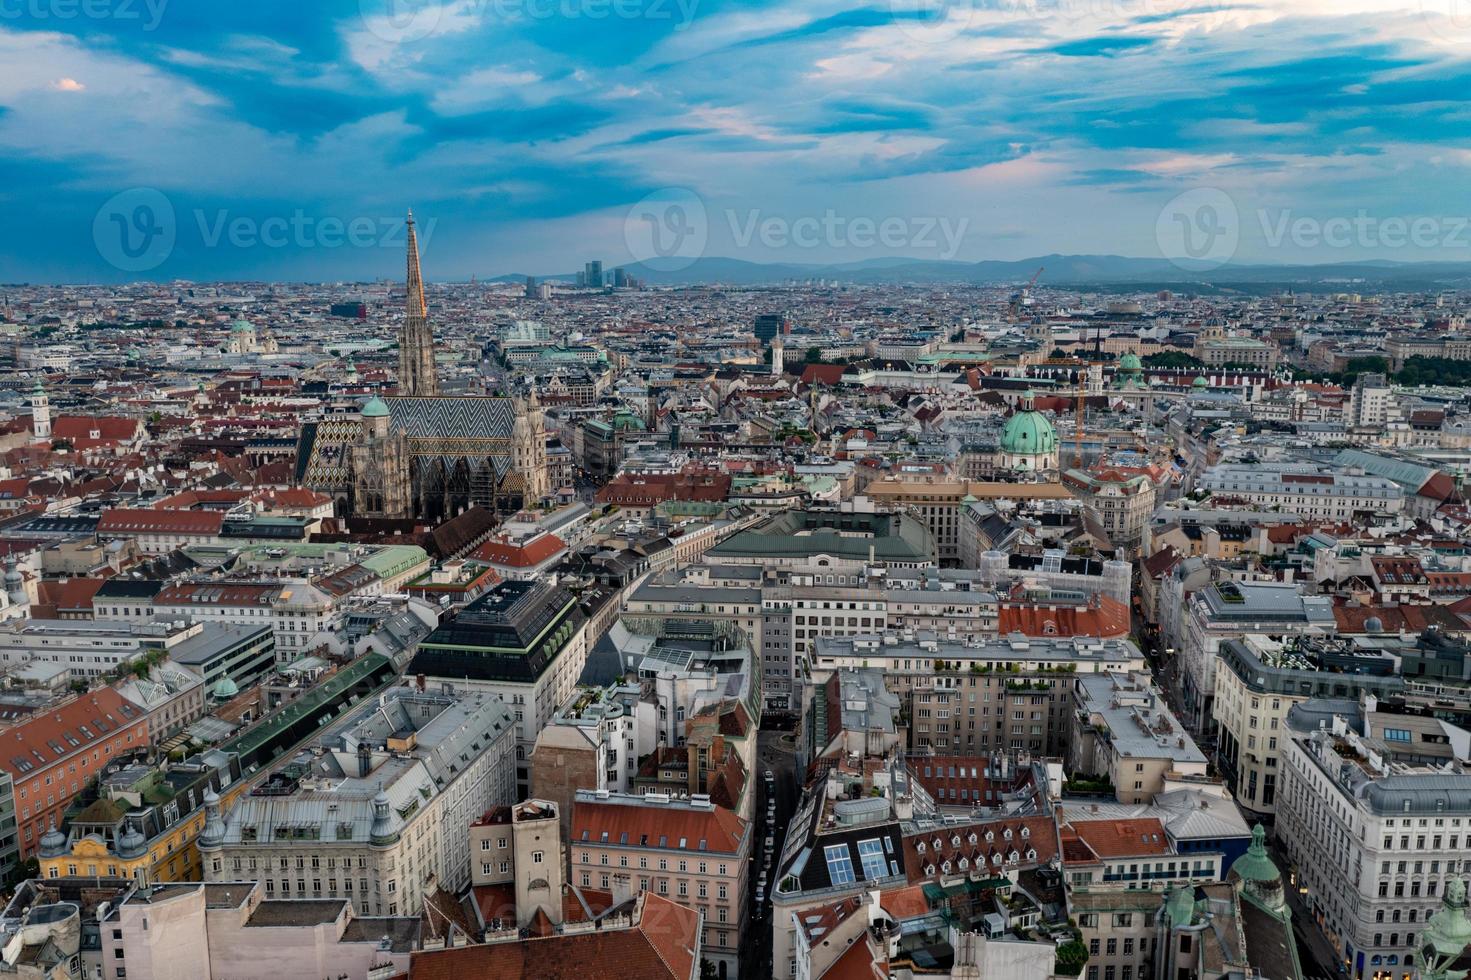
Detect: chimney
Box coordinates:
(357, 742, 371, 778)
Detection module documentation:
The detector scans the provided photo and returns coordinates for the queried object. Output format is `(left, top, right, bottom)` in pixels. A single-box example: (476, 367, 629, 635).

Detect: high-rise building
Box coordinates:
(754, 313, 788, 345)
(397, 209, 438, 397)
(584, 260, 603, 288)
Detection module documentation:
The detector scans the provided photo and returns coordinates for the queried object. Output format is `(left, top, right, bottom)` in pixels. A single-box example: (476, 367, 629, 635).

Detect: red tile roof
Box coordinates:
(0, 689, 145, 779)
(908, 756, 1035, 808)
(902, 813, 1058, 882)
(474, 533, 567, 568)
(998, 594, 1130, 639)
(573, 799, 747, 855)
(822, 935, 887, 980)
(801, 364, 847, 387)
(595, 472, 732, 507)
(1333, 602, 1465, 634)
(408, 893, 700, 980)
(1060, 817, 1171, 862)
(97, 508, 224, 535)
(51, 416, 142, 443)
(32, 578, 105, 616)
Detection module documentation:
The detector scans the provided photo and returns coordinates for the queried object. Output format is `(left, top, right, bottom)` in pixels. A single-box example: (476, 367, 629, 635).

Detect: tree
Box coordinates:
(804, 347, 823, 364)
(1055, 939, 1089, 977)
(1142, 351, 1203, 369)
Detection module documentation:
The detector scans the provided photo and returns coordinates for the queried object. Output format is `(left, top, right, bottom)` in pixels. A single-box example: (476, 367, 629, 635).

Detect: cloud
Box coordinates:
(3, 0, 1471, 278)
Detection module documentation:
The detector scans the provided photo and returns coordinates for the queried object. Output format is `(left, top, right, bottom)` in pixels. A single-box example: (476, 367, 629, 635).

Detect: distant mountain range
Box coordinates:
(489, 254, 1471, 291)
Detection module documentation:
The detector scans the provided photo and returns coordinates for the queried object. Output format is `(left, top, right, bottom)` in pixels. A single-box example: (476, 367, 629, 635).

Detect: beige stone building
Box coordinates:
(570, 789, 751, 979)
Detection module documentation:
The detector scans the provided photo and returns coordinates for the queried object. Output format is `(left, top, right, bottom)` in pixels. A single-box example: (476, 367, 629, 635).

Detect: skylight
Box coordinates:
(824, 844, 855, 885)
(857, 838, 887, 880)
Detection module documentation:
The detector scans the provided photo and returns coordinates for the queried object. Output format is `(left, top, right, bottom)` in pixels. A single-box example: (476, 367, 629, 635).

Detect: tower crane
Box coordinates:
(1007, 266, 1045, 322)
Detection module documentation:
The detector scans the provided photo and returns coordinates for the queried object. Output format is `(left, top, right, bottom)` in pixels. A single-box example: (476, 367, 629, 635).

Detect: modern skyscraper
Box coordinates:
(583, 260, 603, 288)
(398, 209, 438, 397)
(754, 313, 788, 346)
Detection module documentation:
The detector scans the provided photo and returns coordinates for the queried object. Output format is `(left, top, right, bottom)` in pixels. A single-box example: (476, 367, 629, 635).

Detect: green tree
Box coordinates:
(1142, 351, 1203, 369)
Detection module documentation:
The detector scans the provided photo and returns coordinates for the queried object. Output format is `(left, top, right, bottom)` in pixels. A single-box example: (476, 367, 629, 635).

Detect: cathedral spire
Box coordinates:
(405, 209, 428, 322)
(398, 208, 438, 396)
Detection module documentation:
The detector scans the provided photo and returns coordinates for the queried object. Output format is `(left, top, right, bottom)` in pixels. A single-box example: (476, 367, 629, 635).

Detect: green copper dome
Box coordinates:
(362, 396, 390, 418)
(1000, 392, 1057, 455)
(1119, 352, 1143, 372)
(231, 318, 253, 333)
(1230, 825, 1280, 883)
(212, 675, 239, 700)
(1193, 375, 1209, 388)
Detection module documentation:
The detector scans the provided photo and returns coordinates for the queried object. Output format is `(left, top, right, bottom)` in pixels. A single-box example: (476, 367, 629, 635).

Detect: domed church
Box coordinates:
(997, 390, 1059, 475)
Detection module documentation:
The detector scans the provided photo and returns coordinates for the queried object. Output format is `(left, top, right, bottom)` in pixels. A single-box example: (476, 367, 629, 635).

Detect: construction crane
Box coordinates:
(1074, 367, 1087, 468)
(1007, 266, 1045, 322)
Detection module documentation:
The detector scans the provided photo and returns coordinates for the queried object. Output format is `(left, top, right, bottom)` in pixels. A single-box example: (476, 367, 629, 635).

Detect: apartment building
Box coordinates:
(811, 634, 1146, 757)
(1213, 635, 1405, 817)
(407, 580, 592, 794)
(530, 683, 656, 837)
(202, 687, 517, 914)
(1276, 699, 1471, 979)
(570, 789, 750, 979)
(40, 751, 246, 885)
(1196, 463, 1404, 521)
(1177, 580, 1336, 732)
(0, 689, 149, 859)
(0, 618, 233, 680)
(862, 479, 1073, 566)
(1069, 671, 1207, 804)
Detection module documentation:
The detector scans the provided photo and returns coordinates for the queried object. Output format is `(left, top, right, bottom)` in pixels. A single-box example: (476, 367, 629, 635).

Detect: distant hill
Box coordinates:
(488, 254, 1471, 289)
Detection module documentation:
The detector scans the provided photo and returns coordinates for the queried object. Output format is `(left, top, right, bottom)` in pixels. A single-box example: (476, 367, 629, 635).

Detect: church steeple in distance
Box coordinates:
(398, 208, 439, 397)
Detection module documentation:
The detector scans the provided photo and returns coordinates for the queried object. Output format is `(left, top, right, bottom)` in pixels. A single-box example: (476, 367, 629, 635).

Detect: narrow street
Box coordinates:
(741, 723, 799, 980)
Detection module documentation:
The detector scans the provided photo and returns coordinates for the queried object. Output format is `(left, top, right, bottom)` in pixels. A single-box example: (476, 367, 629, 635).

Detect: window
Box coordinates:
(857, 839, 888, 880)
(824, 844, 856, 885)
(532, 851, 544, 864)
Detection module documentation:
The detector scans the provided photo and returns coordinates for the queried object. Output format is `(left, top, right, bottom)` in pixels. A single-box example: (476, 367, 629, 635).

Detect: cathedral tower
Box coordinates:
(512, 390, 549, 504)
(398, 209, 439, 397)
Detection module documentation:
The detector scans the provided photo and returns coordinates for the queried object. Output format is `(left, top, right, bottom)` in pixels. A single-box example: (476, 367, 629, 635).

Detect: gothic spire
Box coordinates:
(405, 209, 428, 323)
(398, 208, 438, 396)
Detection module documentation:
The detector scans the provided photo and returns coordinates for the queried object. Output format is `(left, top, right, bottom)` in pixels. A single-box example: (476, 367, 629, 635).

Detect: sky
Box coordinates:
(4, 0, 1471, 282)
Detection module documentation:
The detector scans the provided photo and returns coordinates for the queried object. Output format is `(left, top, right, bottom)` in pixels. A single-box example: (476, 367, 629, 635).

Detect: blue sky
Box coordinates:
(4, 0, 1471, 281)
